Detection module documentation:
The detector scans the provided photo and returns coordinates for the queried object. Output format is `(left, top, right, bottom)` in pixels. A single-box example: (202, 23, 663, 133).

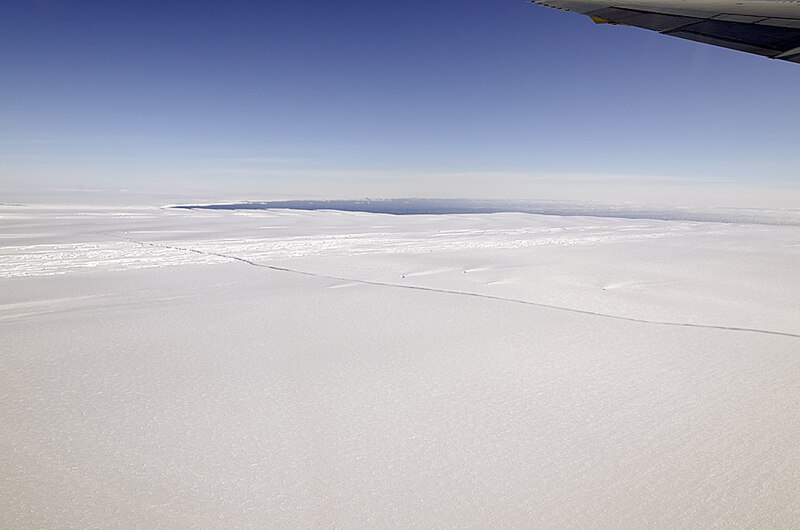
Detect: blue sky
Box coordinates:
(2, 0, 799, 205)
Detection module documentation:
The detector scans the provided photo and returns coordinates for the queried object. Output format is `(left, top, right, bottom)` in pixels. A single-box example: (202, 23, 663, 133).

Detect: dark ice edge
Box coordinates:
(169, 199, 800, 227)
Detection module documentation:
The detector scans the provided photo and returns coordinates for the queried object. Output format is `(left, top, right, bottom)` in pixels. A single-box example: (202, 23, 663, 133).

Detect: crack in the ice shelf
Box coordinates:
(120, 235, 800, 341)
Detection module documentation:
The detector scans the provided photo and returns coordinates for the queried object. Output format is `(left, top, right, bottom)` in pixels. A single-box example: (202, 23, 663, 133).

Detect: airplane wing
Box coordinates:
(532, 0, 800, 63)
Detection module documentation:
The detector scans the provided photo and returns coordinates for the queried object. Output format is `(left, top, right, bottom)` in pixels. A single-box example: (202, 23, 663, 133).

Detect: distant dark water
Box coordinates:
(171, 199, 800, 226)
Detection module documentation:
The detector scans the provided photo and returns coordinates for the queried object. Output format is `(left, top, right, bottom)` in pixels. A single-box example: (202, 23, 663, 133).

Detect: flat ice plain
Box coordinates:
(2, 201, 799, 528)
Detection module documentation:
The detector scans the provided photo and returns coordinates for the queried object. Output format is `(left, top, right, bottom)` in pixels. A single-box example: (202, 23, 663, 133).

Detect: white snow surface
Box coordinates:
(1, 204, 799, 528)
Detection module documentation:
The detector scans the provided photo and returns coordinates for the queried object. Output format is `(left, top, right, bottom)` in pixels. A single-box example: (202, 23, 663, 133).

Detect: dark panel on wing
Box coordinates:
(583, 6, 800, 61)
(669, 31, 778, 56)
(675, 20, 800, 52)
(587, 7, 699, 32)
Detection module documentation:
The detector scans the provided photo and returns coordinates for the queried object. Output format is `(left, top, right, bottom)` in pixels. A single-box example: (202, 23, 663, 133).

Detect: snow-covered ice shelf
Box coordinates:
(1, 203, 799, 528)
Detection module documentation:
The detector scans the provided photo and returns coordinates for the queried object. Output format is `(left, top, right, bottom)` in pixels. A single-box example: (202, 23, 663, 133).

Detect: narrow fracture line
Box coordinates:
(118, 235, 800, 341)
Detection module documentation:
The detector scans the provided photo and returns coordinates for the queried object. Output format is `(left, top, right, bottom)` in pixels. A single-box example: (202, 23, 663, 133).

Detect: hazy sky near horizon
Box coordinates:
(2, 0, 800, 206)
